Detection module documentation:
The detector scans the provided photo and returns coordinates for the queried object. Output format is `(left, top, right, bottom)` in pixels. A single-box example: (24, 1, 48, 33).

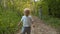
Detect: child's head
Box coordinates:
(24, 8, 30, 16)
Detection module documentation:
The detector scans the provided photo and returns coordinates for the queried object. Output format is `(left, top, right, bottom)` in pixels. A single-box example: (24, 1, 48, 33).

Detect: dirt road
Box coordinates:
(17, 16, 58, 34)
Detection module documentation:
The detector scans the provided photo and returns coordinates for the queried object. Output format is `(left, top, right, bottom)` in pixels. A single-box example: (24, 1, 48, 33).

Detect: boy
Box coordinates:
(18, 8, 34, 34)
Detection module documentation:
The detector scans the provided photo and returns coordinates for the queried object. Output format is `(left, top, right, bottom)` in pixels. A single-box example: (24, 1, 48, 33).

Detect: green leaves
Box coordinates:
(0, 9, 21, 34)
(0, 0, 33, 34)
(43, 0, 60, 17)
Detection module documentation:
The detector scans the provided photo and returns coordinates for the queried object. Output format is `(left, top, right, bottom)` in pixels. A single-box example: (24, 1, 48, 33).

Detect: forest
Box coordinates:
(0, 0, 60, 34)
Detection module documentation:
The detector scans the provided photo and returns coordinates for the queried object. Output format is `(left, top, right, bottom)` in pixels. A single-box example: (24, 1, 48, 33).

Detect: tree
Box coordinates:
(42, 0, 60, 17)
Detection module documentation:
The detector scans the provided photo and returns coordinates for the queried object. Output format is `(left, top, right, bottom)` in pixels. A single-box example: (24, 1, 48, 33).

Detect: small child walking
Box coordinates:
(18, 8, 34, 34)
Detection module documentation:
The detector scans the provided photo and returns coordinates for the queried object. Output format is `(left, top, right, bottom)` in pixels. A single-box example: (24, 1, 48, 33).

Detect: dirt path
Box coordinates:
(16, 16, 58, 34)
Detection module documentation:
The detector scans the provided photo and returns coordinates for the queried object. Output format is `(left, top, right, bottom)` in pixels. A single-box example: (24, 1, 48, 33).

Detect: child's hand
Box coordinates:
(33, 24, 35, 28)
(33, 25, 35, 28)
(18, 22, 21, 26)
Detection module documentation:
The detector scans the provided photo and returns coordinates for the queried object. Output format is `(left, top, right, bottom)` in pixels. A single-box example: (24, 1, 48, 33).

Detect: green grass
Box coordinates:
(0, 9, 22, 34)
(42, 15, 60, 32)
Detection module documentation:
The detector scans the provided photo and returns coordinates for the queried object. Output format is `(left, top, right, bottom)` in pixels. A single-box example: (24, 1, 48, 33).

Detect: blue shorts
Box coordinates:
(21, 27, 31, 34)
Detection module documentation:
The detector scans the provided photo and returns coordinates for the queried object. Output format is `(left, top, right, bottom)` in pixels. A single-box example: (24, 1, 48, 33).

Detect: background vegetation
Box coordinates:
(0, 0, 60, 34)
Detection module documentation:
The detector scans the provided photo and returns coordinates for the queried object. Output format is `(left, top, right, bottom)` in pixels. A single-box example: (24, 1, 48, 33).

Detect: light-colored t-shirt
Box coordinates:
(21, 15, 33, 27)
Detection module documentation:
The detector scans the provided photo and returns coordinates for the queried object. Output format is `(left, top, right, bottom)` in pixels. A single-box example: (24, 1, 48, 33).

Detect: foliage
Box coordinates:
(42, 15, 60, 33)
(0, 0, 60, 34)
(42, 0, 60, 17)
(0, 0, 32, 34)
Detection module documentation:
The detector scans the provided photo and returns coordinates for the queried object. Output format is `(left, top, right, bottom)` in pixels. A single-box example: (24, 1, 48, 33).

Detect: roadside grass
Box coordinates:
(0, 10, 22, 34)
(42, 15, 60, 33)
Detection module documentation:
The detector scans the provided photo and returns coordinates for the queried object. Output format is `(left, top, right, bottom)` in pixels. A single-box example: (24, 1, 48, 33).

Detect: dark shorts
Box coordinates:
(21, 27, 31, 34)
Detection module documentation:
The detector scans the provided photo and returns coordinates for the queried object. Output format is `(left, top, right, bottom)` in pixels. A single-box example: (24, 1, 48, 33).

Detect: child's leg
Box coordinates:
(21, 27, 31, 34)
(26, 27, 31, 34)
(21, 27, 25, 34)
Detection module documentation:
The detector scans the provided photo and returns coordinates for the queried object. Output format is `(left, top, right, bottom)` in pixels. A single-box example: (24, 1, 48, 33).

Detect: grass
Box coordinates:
(0, 9, 23, 34)
(42, 15, 60, 33)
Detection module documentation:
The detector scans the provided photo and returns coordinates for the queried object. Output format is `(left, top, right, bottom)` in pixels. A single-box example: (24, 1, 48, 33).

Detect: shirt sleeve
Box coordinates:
(29, 16, 34, 22)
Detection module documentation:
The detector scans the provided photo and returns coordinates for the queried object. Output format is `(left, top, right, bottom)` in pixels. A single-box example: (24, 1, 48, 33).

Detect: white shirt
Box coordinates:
(21, 15, 33, 27)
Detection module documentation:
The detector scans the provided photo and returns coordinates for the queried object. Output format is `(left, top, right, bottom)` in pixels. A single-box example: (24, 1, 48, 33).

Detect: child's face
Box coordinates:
(24, 10, 30, 16)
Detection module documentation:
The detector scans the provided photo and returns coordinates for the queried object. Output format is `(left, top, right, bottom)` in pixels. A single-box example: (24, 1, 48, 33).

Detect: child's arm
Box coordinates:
(30, 15, 35, 27)
(31, 18, 35, 27)
(18, 16, 23, 26)
(18, 21, 22, 26)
